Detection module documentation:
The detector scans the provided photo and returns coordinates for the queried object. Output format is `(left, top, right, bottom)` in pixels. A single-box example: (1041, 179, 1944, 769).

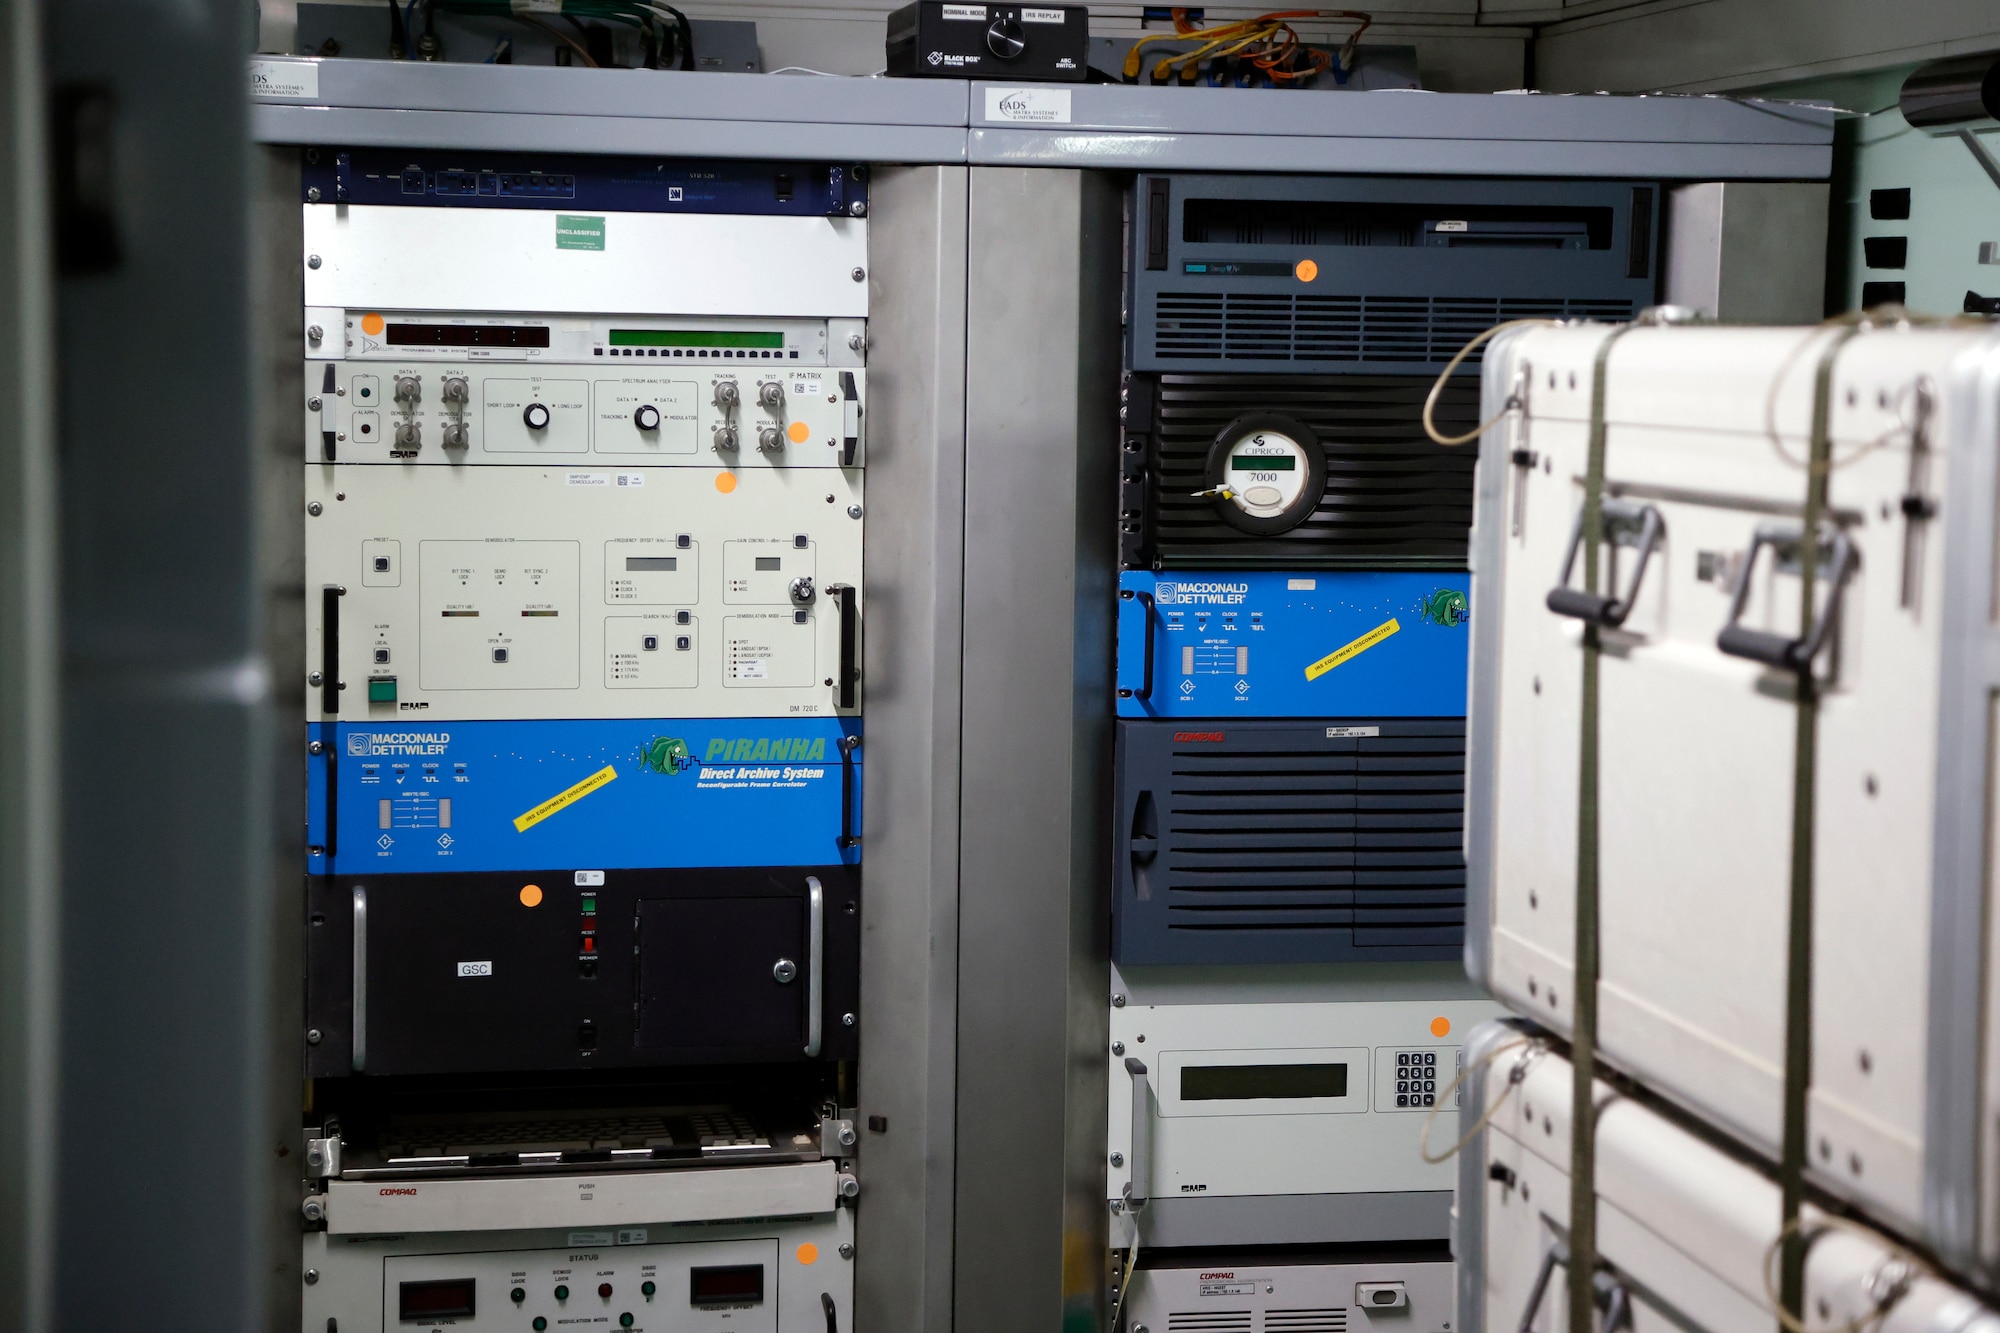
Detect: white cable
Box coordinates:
(1109, 1226, 1141, 1332)
(1420, 318, 1563, 446)
(768, 65, 851, 76)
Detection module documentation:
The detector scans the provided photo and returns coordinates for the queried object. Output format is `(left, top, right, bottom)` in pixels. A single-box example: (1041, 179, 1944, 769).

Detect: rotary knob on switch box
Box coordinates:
(634, 403, 661, 431)
(987, 13, 1025, 57)
(522, 402, 551, 430)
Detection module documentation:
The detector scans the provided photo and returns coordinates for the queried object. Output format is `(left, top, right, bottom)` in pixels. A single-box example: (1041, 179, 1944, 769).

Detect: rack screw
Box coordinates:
(306, 1029, 322, 1044)
(307, 255, 322, 269)
(850, 267, 865, 282)
(304, 1269, 319, 1285)
(307, 501, 323, 516)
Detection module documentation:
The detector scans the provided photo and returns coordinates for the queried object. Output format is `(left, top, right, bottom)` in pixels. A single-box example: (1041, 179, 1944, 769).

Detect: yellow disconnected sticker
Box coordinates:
(1305, 618, 1401, 681)
(513, 765, 618, 833)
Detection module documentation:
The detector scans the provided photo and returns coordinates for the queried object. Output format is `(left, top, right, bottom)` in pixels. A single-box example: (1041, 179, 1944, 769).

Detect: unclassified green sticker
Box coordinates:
(556, 214, 605, 251)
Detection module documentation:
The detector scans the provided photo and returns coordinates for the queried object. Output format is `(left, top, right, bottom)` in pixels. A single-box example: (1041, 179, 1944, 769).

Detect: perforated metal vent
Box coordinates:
(1143, 374, 1478, 570)
(1264, 1311, 1349, 1333)
(1114, 719, 1467, 965)
(1151, 292, 1634, 369)
(1166, 1313, 1253, 1332)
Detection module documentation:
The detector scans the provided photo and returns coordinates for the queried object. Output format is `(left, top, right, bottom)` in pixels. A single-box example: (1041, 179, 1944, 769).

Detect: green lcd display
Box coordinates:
(610, 329, 785, 349)
(1232, 453, 1297, 471)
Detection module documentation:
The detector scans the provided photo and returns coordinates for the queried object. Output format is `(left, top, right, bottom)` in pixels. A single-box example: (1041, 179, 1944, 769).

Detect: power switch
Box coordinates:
(367, 676, 398, 704)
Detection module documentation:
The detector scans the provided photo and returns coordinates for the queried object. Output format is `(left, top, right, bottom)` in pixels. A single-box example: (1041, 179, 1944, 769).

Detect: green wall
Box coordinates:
(1756, 64, 2000, 318)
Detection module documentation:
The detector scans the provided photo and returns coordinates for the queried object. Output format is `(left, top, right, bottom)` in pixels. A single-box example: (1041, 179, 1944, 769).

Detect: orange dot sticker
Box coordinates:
(715, 471, 739, 494)
(360, 312, 385, 336)
(787, 420, 811, 444)
(796, 1243, 819, 1265)
(519, 884, 544, 908)
(1294, 259, 1319, 283)
(1430, 1016, 1452, 1038)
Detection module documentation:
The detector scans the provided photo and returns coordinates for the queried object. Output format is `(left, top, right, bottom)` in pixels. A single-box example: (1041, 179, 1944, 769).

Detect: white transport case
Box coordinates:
(1463, 322, 2000, 1271)
(1458, 1019, 2000, 1333)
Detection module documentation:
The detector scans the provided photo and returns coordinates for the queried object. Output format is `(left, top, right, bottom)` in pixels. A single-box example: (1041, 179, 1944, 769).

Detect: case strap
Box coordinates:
(1567, 324, 1636, 1333)
(1777, 325, 1863, 1325)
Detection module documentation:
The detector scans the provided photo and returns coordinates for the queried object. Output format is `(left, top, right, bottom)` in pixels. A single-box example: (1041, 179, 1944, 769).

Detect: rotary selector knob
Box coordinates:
(758, 381, 785, 411)
(987, 13, 1025, 58)
(758, 425, 785, 453)
(712, 424, 739, 451)
(440, 375, 469, 404)
(522, 402, 551, 430)
(393, 373, 422, 404)
(634, 404, 661, 431)
(713, 381, 740, 409)
(790, 575, 816, 605)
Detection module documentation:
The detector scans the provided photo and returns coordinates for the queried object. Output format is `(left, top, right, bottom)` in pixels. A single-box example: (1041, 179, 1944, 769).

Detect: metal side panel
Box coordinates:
(954, 166, 1120, 1333)
(1926, 340, 2000, 1276)
(325, 1161, 837, 1234)
(52, 0, 275, 1327)
(1462, 324, 1535, 994)
(248, 57, 971, 162)
(0, 0, 56, 1325)
(1455, 1019, 1511, 1333)
(851, 163, 969, 1333)
(968, 84, 1834, 178)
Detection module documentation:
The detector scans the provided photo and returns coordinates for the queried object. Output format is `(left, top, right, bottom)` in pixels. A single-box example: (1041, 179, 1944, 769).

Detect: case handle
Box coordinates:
(1716, 523, 1856, 671)
(804, 875, 824, 1057)
(1546, 500, 1662, 628)
(1116, 590, 1156, 701)
(350, 886, 367, 1072)
(828, 584, 858, 710)
(1123, 1057, 1152, 1210)
(319, 364, 338, 461)
(1515, 1240, 1566, 1333)
(838, 372, 861, 467)
(321, 585, 345, 713)
(837, 735, 861, 851)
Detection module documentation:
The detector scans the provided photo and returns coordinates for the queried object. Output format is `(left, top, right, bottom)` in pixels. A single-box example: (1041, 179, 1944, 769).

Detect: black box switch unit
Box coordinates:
(886, 2, 1089, 82)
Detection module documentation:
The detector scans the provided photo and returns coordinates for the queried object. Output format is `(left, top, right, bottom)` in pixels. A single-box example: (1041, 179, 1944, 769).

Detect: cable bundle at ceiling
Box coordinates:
(1121, 8, 1373, 88)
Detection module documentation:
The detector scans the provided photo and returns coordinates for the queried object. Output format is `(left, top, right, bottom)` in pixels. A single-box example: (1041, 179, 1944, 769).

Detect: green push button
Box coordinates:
(367, 675, 397, 703)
